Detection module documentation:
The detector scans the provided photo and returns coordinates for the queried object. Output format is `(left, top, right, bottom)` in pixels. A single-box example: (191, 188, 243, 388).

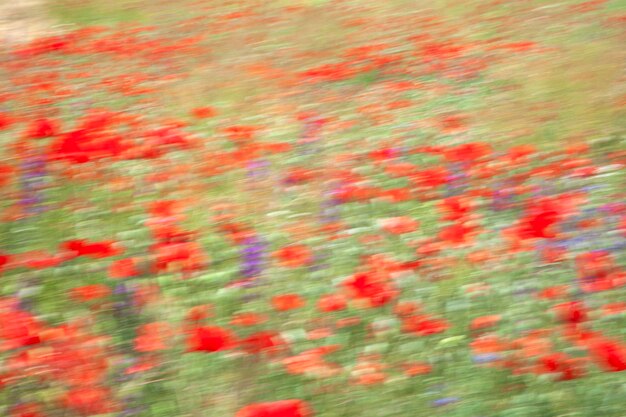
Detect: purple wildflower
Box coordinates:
(239, 234, 267, 280)
(472, 353, 502, 364)
(19, 154, 48, 215)
(432, 397, 460, 407)
(246, 159, 270, 180)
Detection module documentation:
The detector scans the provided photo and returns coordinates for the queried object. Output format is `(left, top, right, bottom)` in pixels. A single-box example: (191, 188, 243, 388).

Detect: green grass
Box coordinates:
(47, 0, 146, 25)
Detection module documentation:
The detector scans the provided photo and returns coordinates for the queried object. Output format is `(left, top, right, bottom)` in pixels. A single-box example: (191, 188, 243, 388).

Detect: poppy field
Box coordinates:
(1, 0, 625, 416)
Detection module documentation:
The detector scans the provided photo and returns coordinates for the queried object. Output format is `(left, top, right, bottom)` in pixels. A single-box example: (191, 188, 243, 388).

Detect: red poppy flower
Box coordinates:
(191, 106, 217, 118)
(602, 302, 626, 316)
(187, 326, 236, 352)
(0, 112, 14, 130)
(470, 315, 501, 330)
(186, 305, 213, 322)
(231, 312, 268, 326)
(342, 273, 397, 308)
(274, 245, 313, 268)
(553, 301, 587, 325)
(134, 322, 170, 352)
(588, 337, 626, 372)
(0, 163, 15, 187)
(537, 353, 585, 381)
(317, 294, 347, 312)
(0, 309, 42, 348)
(439, 222, 475, 245)
(70, 284, 111, 302)
(108, 258, 139, 279)
(444, 142, 491, 163)
(439, 196, 472, 221)
(223, 125, 259, 142)
(415, 167, 449, 188)
(402, 315, 450, 336)
(284, 167, 315, 184)
(507, 145, 536, 162)
(536, 285, 569, 300)
(402, 362, 432, 376)
(519, 210, 560, 239)
(0, 253, 10, 274)
(61, 386, 115, 416)
(26, 118, 59, 139)
(61, 239, 122, 259)
(272, 294, 306, 311)
(236, 399, 313, 417)
(438, 114, 467, 133)
(241, 331, 285, 355)
(21, 251, 65, 269)
(393, 301, 422, 317)
(148, 200, 179, 217)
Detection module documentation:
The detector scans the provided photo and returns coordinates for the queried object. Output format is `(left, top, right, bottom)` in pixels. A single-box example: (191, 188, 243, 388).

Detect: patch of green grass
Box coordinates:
(47, 0, 146, 25)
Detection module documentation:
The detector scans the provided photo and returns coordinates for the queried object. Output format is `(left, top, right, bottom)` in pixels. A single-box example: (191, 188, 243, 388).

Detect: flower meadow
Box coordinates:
(1, 0, 625, 416)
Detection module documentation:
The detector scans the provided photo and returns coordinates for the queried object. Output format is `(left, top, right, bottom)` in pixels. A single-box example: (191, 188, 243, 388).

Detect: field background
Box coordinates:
(1, 1, 625, 417)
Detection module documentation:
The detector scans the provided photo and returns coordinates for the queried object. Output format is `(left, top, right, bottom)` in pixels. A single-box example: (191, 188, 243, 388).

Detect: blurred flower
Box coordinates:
(187, 326, 237, 352)
(71, 284, 111, 302)
(553, 301, 588, 325)
(317, 294, 347, 312)
(191, 106, 217, 119)
(61, 386, 116, 416)
(240, 234, 267, 280)
(432, 397, 460, 407)
(273, 245, 313, 268)
(472, 353, 502, 364)
(272, 294, 306, 311)
(236, 399, 313, 417)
